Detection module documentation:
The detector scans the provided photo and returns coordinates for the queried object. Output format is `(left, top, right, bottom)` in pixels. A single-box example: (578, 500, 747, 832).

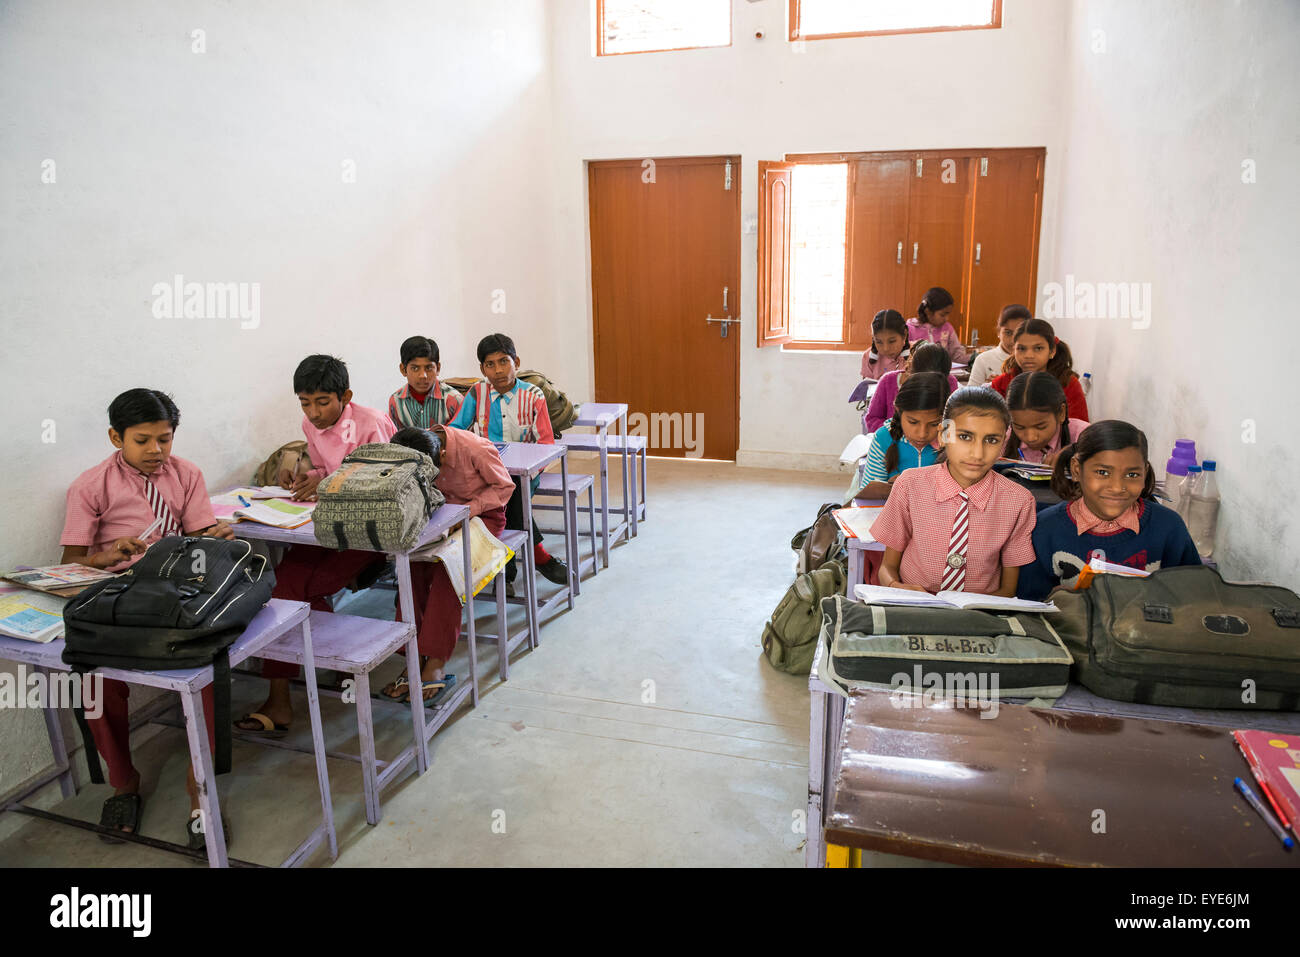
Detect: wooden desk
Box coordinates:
(824, 689, 1300, 868)
(495, 442, 574, 639)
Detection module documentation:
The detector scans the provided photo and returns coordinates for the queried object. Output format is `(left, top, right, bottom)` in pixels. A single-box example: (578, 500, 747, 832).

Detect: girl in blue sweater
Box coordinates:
(1018, 420, 1200, 600)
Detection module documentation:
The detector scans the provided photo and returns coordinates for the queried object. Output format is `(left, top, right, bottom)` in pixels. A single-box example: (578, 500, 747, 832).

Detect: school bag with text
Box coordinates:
(253, 440, 314, 487)
(761, 559, 845, 675)
(1051, 564, 1300, 709)
(62, 536, 275, 781)
(312, 443, 444, 552)
(518, 370, 578, 435)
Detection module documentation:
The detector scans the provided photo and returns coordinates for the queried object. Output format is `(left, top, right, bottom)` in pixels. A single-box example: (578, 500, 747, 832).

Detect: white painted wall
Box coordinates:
(1045, 0, 1299, 586)
(0, 0, 555, 797)
(547, 0, 1071, 469)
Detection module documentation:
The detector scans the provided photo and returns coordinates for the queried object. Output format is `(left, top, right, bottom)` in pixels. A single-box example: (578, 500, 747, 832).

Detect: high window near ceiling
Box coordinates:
(790, 0, 1002, 42)
(597, 0, 732, 56)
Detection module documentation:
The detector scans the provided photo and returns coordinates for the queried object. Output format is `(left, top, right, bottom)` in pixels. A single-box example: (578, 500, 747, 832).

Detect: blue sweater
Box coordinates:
(1017, 497, 1201, 601)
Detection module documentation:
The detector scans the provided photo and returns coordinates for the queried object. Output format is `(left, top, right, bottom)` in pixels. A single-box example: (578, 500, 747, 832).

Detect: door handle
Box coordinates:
(896, 241, 902, 265)
(722, 286, 728, 311)
(912, 242, 919, 265)
(705, 314, 741, 338)
(975, 242, 981, 265)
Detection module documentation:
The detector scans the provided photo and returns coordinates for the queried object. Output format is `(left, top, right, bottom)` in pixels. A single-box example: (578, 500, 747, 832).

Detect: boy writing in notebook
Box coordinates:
(447, 333, 568, 585)
(60, 389, 234, 846)
(236, 355, 396, 736)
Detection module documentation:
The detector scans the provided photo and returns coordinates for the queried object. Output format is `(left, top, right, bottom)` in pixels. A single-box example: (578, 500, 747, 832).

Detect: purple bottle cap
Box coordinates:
(1166, 458, 1190, 476)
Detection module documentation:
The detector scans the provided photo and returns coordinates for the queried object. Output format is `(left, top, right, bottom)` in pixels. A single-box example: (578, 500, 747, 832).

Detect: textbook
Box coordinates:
(0, 585, 67, 642)
(854, 583, 1059, 614)
(4, 563, 117, 595)
(231, 498, 316, 528)
(832, 506, 885, 542)
(410, 517, 514, 604)
(1234, 730, 1300, 828)
(838, 434, 874, 465)
(994, 461, 1054, 481)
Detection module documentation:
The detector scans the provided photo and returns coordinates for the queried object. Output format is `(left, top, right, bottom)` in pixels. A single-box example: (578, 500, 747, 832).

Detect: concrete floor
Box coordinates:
(0, 457, 879, 867)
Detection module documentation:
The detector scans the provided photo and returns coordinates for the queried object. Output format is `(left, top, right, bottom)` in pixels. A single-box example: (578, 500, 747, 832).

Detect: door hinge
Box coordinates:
(724, 159, 732, 190)
(980, 156, 989, 176)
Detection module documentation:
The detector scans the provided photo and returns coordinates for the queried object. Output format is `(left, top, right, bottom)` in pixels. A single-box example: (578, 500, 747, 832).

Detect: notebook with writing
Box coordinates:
(1234, 730, 1300, 827)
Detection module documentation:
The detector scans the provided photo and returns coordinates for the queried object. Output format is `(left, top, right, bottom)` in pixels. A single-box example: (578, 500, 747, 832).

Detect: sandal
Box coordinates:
(378, 674, 410, 701)
(405, 674, 456, 708)
(234, 712, 289, 737)
(186, 809, 231, 851)
(98, 793, 143, 844)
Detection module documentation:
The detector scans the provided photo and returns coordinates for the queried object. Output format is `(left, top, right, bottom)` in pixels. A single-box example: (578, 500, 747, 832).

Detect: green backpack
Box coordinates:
(313, 443, 444, 552)
(518, 370, 578, 435)
(761, 560, 845, 674)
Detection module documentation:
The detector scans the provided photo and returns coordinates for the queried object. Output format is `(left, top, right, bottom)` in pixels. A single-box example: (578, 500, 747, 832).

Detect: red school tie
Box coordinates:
(940, 491, 970, 591)
(143, 476, 181, 539)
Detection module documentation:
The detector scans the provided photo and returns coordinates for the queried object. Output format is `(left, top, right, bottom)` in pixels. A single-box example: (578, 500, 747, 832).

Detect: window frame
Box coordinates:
(788, 0, 1003, 43)
(781, 157, 855, 352)
(596, 0, 734, 58)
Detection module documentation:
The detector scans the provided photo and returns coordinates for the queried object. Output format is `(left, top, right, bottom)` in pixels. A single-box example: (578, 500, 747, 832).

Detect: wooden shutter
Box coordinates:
(757, 161, 794, 347)
(903, 155, 975, 335)
(964, 150, 1045, 346)
(846, 157, 912, 347)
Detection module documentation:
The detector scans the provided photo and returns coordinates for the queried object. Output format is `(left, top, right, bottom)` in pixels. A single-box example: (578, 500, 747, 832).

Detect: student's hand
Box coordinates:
(199, 521, 236, 540)
(92, 537, 148, 568)
(277, 467, 295, 489)
(290, 474, 321, 501)
(888, 582, 930, 592)
(1042, 449, 1060, 467)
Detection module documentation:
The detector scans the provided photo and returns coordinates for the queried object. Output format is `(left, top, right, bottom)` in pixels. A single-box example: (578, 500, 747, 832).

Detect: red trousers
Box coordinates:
(397, 505, 507, 665)
(263, 545, 384, 678)
(86, 679, 216, 789)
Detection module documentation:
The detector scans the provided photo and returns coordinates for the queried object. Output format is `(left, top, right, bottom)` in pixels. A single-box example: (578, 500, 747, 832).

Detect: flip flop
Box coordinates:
(404, 674, 457, 708)
(186, 809, 231, 851)
(377, 674, 410, 702)
(234, 712, 289, 738)
(98, 793, 143, 845)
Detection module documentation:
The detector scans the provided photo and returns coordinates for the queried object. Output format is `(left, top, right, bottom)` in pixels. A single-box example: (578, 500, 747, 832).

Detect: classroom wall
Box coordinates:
(0, 0, 557, 797)
(1045, 0, 1299, 586)
(546, 0, 1071, 470)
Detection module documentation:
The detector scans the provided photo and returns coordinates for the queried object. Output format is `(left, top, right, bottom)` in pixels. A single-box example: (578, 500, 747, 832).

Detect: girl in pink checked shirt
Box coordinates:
(907, 286, 968, 365)
(1002, 372, 1088, 467)
(860, 309, 912, 380)
(872, 387, 1038, 597)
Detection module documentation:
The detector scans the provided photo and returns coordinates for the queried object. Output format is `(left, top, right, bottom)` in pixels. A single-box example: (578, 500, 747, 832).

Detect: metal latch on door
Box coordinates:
(705, 285, 741, 338)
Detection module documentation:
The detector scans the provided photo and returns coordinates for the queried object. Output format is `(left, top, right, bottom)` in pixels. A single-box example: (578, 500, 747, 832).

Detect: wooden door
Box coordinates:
(589, 156, 740, 460)
(964, 152, 1045, 346)
(903, 155, 974, 333)
(846, 157, 911, 344)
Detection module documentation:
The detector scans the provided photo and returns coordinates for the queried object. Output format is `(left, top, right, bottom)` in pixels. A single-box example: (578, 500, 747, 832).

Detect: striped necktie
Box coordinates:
(940, 491, 971, 592)
(143, 476, 181, 539)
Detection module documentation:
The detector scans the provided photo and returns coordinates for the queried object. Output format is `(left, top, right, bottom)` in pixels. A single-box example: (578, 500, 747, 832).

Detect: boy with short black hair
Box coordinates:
(388, 335, 463, 430)
(236, 355, 396, 736)
(60, 388, 235, 845)
(448, 333, 568, 585)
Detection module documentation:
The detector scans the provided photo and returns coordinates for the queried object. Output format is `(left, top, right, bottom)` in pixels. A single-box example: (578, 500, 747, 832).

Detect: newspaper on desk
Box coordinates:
(409, 517, 515, 604)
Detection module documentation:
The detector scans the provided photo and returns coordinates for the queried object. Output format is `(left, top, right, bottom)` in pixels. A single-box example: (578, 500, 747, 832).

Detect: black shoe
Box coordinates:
(538, 558, 569, 586)
(506, 557, 518, 584)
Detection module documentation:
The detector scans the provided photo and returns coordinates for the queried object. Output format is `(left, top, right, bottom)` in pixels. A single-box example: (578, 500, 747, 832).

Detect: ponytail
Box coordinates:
(1003, 317, 1077, 388)
(884, 372, 950, 475)
(1050, 443, 1081, 499)
(1050, 420, 1157, 501)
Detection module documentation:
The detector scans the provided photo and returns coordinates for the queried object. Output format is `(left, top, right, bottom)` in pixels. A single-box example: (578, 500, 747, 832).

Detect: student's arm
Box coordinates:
(865, 477, 925, 590)
(476, 449, 515, 516)
(879, 547, 926, 591)
(387, 394, 402, 430)
(863, 381, 891, 433)
(1164, 507, 1203, 567)
(944, 325, 968, 365)
(60, 479, 147, 568)
(178, 466, 233, 539)
(62, 541, 147, 569)
(858, 481, 894, 499)
(1015, 537, 1057, 601)
(533, 395, 555, 445)
(443, 388, 463, 423)
(447, 391, 476, 431)
(994, 564, 1021, 598)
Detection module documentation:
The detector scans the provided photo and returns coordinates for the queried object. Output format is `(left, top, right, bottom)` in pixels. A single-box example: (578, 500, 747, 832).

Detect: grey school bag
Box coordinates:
(313, 443, 444, 552)
(761, 560, 846, 674)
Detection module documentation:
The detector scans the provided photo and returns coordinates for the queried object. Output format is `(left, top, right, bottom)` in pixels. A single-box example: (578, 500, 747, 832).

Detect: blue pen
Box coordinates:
(237, 495, 251, 508)
(1235, 777, 1294, 849)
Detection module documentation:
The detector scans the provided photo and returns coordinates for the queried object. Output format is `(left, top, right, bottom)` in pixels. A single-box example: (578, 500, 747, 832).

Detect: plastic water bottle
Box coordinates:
(1165, 458, 1190, 512)
(1081, 372, 1092, 396)
(1176, 464, 1201, 523)
(1187, 460, 1221, 557)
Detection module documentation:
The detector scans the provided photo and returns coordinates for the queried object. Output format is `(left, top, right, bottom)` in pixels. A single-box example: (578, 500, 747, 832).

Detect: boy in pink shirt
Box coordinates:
(237, 355, 396, 736)
(60, 389, 234, 844)
(379, 425, 514, 704)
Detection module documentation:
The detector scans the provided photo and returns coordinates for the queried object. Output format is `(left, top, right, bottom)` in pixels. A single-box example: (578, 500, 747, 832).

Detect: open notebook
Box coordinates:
(854, 583, 1058, 614)
(0, 585, 68, 642)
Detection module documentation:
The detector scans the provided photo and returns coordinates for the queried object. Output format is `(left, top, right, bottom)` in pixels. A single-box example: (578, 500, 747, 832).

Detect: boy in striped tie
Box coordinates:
(870, 388, 1037, 597)
(60, 388, 235, 845)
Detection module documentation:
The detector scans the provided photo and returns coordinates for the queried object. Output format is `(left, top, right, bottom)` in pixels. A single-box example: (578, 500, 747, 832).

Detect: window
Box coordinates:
(598, 0, 732, 56)
(790, 0, 1001, 42)
(788, 164, 849, 343)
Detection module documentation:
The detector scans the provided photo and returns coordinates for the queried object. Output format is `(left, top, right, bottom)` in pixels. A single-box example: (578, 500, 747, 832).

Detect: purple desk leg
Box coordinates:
(462, 512, 479, 708)
(394, 553, 429, 775)
(37, 666, 75, 799)
(561, 453, 575, 610)
(521, 476, 540, 649)
(353, 669, 382, 826)
(598, 428, 611, 569)
(846, 545, 864, 597)
(180, 686, 228, 868)
(296, 615, 337, 862)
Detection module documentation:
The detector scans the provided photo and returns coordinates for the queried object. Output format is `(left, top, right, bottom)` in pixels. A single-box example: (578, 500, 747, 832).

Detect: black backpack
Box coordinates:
(62, 536, 275, 781)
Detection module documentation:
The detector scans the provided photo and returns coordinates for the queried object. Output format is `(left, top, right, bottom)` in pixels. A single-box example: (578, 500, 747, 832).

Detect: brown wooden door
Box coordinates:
(903, 155, 974, 332)
(589, 156, 740, 460)
(846, 157, 911, 343)
(964, 152, 1045, 346)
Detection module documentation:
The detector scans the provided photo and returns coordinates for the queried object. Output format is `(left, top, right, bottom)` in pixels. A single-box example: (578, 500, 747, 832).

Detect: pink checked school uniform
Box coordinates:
(907, 318, 968, 365)
(1005, 418, 1088, 464)
(860, 344, 911, 381)
(302, 401, 397, 480)
(60, 452, 221, 788)
(870, 463, 1037, 594)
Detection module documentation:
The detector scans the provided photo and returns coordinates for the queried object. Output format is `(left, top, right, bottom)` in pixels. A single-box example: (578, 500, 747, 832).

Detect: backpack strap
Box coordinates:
(213, 648, 232, 776)
(69, 666, 105, 785)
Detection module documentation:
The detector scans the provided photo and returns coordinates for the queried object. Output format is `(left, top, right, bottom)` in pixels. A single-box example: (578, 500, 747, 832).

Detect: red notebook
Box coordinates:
(1234, 730, 1300, 827)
